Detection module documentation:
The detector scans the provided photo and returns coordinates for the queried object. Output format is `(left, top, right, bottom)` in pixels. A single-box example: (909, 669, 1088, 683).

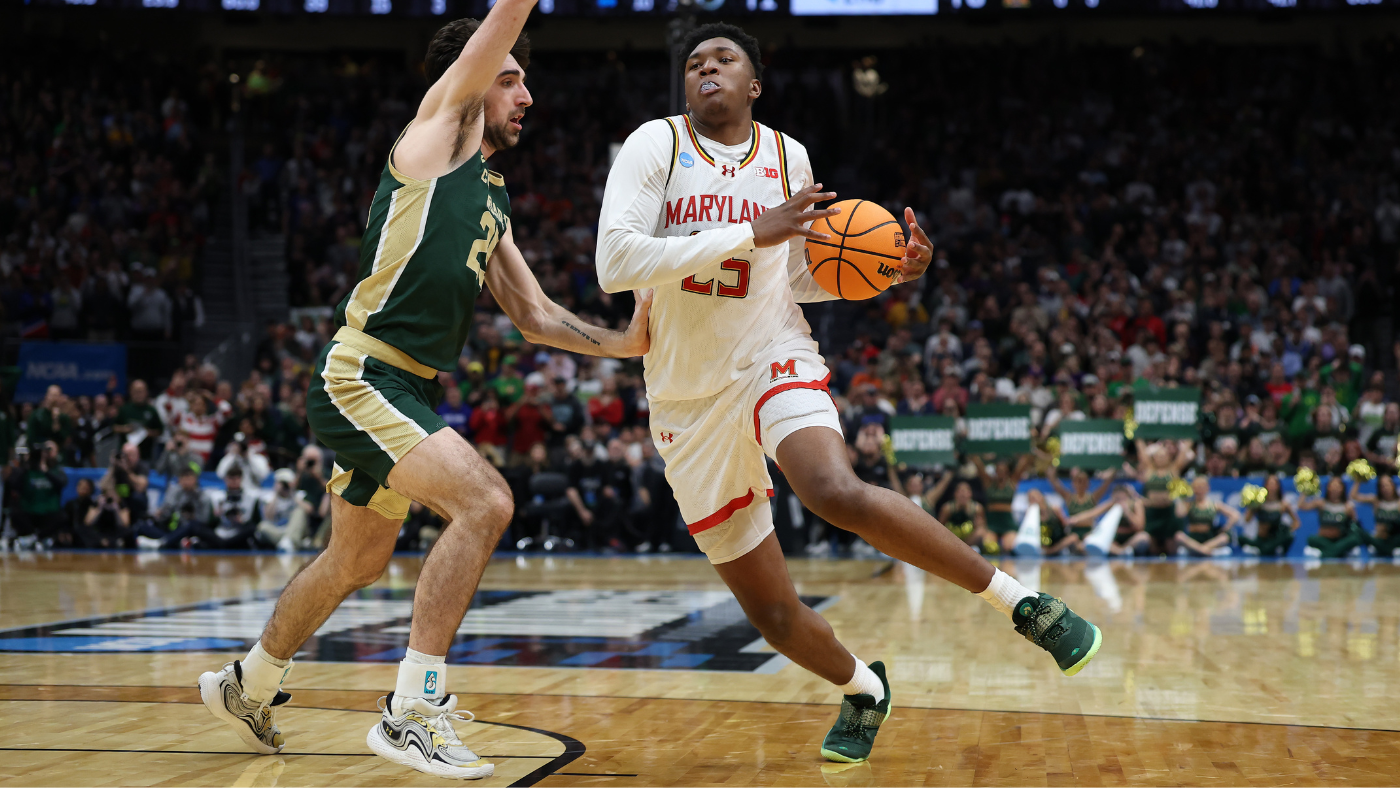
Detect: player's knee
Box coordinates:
(338, 550, 390, 590)
(796, 471, 866, 528)
(485, 476, 515, 527)
(467, 476, 514, 534)
(746, 600, 801, 646)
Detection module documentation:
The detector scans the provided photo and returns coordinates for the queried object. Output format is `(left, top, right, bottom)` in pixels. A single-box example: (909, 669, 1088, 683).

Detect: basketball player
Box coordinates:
(198, 1, 652, 779)
(597, 23, 1102, 763)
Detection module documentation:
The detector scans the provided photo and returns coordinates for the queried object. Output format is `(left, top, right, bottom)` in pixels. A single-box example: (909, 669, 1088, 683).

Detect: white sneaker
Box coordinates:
(136, 536, 163, 551)
(635, 541, 652, 554)
(276, 537, 296, 553)
(366, 693, 493, 780)
(1303, 546, 1323, 558)
(198, 661, 290, 754)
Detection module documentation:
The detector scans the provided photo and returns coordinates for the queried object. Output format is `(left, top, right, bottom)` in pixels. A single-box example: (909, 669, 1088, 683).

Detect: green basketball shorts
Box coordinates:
(306, 327, 447, 521)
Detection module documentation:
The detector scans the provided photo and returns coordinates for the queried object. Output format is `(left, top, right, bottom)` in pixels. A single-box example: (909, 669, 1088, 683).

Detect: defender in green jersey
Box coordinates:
(199, 2, 652, 779)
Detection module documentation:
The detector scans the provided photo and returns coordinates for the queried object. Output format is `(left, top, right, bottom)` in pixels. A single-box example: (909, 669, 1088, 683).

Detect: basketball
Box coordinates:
(805, 200, 906, 300)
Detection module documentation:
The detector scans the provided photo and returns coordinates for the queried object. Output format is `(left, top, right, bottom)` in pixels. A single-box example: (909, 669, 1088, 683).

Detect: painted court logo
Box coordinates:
(0, 589, 833, 673)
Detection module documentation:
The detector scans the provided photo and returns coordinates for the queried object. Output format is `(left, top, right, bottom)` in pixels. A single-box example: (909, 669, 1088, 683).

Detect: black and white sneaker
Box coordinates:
(198, 661, 291, 754)
(366, 692, 493, 780)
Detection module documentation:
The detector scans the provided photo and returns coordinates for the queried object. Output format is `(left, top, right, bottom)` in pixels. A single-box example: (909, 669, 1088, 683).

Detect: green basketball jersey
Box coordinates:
(335, 132, 510, 373)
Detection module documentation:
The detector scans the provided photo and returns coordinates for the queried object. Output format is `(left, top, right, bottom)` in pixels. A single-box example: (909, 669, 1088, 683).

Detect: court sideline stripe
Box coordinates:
(3, 687, 1397, 735)
(0, 746, 550, 758)
(0, 698, 584, 787)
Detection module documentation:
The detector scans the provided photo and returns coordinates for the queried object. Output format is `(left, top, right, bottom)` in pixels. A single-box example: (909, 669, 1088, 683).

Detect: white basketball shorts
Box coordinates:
(648, 340, 843, 564)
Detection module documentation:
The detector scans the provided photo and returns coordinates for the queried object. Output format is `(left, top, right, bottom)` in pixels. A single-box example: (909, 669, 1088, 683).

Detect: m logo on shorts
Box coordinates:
(423, 670, 438, 694)
(770, 359, 798, 381)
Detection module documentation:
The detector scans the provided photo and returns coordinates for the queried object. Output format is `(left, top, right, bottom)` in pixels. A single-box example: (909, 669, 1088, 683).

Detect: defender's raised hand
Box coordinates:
(751, 183, 839, 248)
(897, 207, 934, 284)
(619, 288, 654, 358)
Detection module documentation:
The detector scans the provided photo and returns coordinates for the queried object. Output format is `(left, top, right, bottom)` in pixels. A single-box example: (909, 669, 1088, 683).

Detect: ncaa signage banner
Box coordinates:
(1058, 419, 1125, 470)
(889, 416, 957, 466)
(15, 343, 126, 403)
(964, 403, 1032, 457)
(1134, 387, 1201, 440)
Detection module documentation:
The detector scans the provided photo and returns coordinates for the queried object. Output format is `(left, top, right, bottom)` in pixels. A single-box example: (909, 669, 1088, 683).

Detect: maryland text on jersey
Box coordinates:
(664, 194, 771, 229)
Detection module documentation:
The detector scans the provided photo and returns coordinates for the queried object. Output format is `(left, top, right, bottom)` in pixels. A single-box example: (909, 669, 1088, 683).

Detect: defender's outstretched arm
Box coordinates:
(487, 225, 651, 358)
(416, 0, 536, 125)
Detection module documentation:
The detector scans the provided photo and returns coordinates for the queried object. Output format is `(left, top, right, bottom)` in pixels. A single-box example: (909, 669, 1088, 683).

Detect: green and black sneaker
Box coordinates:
(819, 661, 892, 763)
(1013, 593, 1102, 676)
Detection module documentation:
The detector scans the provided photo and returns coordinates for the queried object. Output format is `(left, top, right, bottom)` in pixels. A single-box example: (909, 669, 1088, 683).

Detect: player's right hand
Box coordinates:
(750, 183, 839, 248)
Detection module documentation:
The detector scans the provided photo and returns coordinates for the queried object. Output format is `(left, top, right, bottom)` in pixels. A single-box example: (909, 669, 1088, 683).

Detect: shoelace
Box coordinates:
(1016, 600, 1068, 648)
(840, 700, 878, 736)
(427, 708, 475, 746)
(376, 695, 476, 747)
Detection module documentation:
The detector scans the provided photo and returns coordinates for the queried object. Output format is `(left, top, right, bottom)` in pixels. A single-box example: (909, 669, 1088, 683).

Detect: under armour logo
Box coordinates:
(720, 164, 735, 177)
(660, 431, 675, 444)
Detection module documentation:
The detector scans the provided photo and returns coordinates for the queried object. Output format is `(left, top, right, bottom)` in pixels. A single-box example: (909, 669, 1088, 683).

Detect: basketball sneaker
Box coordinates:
(1012, 593, 1102, 676)
(198, 661, 291, 754)
(366, 692, 494, 780)
(819, 661, 892, 763)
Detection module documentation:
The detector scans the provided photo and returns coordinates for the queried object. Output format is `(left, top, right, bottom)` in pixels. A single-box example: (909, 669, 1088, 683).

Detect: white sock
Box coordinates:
(837, 657, 885, 702)
(395, 648, 447, 702)
(977, 568, 1035, 620)
(241, 641, 293, 704)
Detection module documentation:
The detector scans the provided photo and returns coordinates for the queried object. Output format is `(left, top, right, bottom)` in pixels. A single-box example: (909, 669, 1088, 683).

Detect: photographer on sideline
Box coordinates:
(8, 441, 68, 549)
(257, 467, 313, 552)
(155, 431, 203, 479)
(216, 432, 271, 485)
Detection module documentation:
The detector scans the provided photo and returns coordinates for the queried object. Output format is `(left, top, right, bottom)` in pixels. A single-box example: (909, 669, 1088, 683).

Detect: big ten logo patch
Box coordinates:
(754, 166, 780, 180)
(770, 359, 799, 381)
(424, 669, 438, 694)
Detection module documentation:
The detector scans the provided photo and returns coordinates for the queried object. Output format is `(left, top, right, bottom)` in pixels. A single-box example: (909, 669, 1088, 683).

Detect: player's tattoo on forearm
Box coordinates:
(562, 320, 601, 347)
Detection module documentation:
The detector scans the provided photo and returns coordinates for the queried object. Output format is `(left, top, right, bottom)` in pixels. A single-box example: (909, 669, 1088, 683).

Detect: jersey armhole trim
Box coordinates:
(664, 118, 680, 188)
(387, 122, 426, 186)
(774, 131, 793, 200)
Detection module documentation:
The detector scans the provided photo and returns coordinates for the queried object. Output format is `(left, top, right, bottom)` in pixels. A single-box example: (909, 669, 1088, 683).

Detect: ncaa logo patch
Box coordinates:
(679, 152, 695, 168)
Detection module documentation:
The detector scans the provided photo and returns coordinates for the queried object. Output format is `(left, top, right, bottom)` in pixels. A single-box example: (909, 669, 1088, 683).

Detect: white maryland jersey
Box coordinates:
(596, 115, 836, 403)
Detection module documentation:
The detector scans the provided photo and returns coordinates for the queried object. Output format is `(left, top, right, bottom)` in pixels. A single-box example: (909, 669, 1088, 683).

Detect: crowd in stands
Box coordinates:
(4, 37, 1400, 557)
(0, 48, 219, 344)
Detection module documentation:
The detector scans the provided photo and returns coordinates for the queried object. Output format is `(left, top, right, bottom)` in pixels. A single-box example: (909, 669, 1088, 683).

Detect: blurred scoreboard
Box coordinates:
(23, 0, 1397, 15)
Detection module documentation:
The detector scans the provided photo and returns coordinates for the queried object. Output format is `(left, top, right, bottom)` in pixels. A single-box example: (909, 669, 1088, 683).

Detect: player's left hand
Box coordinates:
(897, 207, 933, 284)
(620, 288, 654, 357)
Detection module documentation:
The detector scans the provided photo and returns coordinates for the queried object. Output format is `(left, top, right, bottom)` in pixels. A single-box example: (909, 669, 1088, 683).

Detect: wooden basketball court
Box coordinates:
(2, 551, 1397, 786)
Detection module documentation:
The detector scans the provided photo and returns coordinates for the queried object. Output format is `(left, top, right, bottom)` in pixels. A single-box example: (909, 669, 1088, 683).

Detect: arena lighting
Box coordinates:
(852, 58, 888, 98)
